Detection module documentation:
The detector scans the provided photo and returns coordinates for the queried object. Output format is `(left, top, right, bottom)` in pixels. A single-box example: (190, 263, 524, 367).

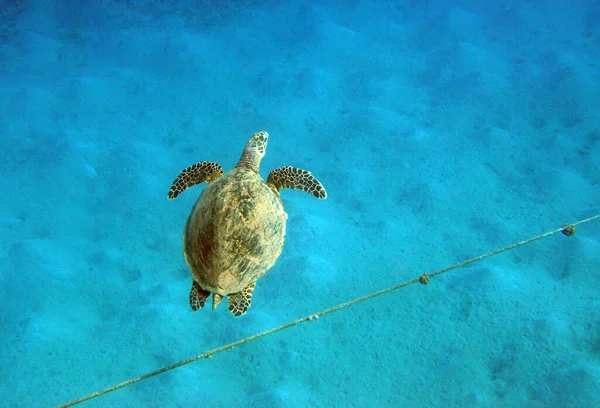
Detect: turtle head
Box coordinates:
(236, 130, 269, 172)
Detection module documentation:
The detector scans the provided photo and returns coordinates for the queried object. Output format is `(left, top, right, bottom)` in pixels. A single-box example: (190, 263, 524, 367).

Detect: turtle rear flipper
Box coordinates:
(267, 166, 327, 199)
(227, 282, 256, 317)
(190, 281, 211, 311)
(168, 161, 223, 199)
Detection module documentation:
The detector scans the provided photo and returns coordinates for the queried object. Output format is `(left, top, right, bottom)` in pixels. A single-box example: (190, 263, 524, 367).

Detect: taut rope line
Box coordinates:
(56, 214, 600, 408)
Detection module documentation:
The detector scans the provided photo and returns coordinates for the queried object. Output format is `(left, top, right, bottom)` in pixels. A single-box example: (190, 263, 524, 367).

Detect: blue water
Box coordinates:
(1, 1, 599, 407)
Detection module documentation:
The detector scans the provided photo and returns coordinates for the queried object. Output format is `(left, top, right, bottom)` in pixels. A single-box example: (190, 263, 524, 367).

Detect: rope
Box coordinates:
(56, 214, 600, 408)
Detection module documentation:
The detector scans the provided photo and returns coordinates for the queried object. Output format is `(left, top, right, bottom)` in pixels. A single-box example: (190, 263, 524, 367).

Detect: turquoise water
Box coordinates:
(1, 1, 599, 407)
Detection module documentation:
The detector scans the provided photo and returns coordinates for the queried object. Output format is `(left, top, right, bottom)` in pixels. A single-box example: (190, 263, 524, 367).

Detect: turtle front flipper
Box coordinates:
(227, 282, 256, 317)
(267, 166, 327, 199)
(190, 281, 211, 311)
(168, 161, 223, 199)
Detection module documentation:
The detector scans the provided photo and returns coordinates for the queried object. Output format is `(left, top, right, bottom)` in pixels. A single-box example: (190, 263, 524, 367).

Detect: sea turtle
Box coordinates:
(168, 130, 327, 317)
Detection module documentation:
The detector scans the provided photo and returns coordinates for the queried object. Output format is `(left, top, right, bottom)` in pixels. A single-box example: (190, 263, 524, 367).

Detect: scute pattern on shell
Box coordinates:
(183, 167, 287, 295)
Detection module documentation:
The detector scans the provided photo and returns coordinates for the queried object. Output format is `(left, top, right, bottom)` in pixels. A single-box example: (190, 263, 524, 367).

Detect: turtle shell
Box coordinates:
(183, 167, 287, 295)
